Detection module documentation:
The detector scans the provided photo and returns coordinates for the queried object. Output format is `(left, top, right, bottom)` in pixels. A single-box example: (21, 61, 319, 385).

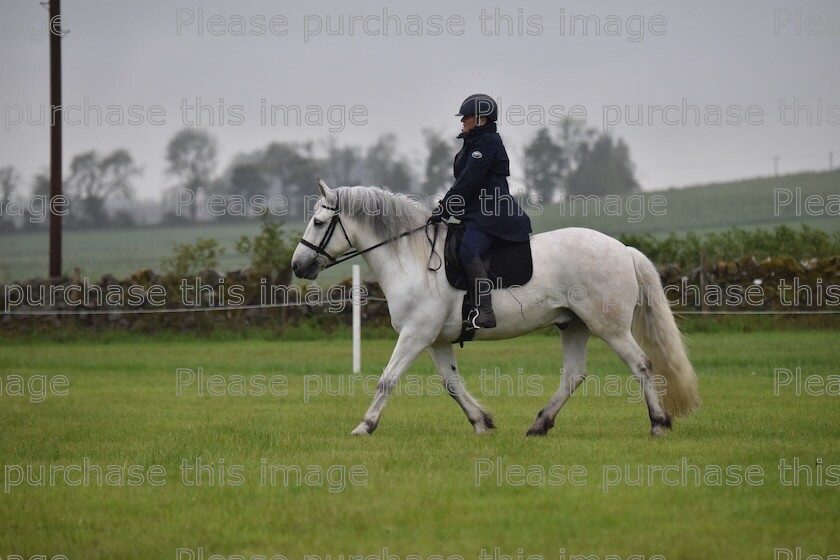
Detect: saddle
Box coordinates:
(443, 223, 533, 345)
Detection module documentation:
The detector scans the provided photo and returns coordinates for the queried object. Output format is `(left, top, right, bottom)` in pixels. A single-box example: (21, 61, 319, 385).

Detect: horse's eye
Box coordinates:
(313, 219, 324, 227)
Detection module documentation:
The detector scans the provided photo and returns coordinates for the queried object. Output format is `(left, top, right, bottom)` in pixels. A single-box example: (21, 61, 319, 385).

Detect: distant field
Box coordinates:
(0, 331, 838, 558)
(1, 170, 838, 283)
(530, 169, 840, 236)
(0, 219, 368, 286)
(0, 222, 265, 283)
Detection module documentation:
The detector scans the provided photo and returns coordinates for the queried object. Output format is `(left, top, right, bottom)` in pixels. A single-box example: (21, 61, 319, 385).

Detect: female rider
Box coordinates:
(430, 93, 532, 329)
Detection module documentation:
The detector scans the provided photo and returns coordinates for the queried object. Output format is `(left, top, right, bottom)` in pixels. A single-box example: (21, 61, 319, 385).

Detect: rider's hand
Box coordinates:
(428, 204, 445, 224)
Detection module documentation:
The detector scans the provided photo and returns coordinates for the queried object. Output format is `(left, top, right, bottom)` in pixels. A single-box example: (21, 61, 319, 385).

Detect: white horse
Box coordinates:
(291, 181, 700, 437)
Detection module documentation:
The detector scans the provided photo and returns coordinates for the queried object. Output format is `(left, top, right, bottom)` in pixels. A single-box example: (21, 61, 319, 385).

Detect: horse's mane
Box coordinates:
(338, 185, 430, 235)
(336, 185, 435, 263)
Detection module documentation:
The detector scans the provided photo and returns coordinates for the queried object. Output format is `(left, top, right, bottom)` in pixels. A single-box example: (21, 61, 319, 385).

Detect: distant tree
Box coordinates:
(0, 166, 19, 230)
(565, 132, 639, 197)
(19, 173, 52, 230)
(259, 142, 318, 219)
(556, 118, 593, 169)
(111, 209, 137, 228)
(420, 129, 455, 199)
(319, 137, 362, 187)
(32, 173, 50, 197)
(522, 128, 566, 203)
(101, 149, 141, 197)
(365, 134, 414, 191)
(166, 128, 217, 222)
(65, 149, 139, 226)
(230, 163, 269, 199)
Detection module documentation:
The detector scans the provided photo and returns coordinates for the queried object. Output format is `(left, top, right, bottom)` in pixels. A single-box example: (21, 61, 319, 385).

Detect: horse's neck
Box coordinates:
(354, 225, 429, 298)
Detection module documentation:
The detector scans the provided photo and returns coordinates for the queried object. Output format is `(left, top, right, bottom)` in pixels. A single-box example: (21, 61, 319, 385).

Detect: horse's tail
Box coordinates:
(628, 247, 700, 417)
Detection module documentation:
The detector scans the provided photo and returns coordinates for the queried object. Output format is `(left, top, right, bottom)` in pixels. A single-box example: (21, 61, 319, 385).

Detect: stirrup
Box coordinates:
(465, 308, 496, 330)
(465, 308, 481, 330)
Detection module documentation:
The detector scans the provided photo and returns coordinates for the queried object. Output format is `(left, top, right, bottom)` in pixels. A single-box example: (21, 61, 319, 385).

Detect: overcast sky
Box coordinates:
(2, 0, 838, 201)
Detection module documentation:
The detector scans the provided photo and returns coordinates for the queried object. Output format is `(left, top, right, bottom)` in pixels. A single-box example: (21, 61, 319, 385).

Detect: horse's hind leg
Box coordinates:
(427, 343, 495, 434)
(603, 332, 671, 437)
(526, 323, 591, 436)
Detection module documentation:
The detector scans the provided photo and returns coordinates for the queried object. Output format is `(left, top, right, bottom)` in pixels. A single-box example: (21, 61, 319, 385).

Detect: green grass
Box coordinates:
(1, 331, 838, 558)
(531, 169, 840, 236)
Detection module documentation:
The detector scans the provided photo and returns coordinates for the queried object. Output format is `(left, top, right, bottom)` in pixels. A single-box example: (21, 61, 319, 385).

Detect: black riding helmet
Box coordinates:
(456, 93, 498, 123)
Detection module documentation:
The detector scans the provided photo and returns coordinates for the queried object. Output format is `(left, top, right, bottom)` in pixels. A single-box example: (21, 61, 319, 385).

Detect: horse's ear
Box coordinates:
(317, 178, 332, 199)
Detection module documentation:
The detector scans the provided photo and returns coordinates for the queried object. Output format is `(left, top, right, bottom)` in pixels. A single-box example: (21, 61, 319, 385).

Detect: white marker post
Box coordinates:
(352, 264, 361, 373)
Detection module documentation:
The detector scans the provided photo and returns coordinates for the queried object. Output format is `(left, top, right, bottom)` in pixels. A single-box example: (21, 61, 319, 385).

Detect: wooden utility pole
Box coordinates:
(49, 0, 63, 278)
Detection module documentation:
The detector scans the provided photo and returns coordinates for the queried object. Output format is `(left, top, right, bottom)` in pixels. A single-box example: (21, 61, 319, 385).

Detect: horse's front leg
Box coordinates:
(427, 343, 495, 433)
(351, 330, 430, 436)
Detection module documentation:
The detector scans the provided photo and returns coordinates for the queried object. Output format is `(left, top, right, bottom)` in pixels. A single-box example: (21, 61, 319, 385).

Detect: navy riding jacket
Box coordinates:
(439, 123, 532, 242)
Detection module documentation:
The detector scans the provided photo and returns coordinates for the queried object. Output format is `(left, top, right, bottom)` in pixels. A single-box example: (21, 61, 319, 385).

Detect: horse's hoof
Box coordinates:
(526, 410, 553, 436)
(351, 424, 370, 436)
(650, 415, 672, 437)
(526, 425, 548, 437)
(471, 411, 496, 434)
(650, 425, 669, 438)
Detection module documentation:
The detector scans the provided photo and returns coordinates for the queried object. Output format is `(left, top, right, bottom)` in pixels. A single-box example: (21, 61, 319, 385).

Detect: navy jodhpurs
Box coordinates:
(459, 228, 495, 267)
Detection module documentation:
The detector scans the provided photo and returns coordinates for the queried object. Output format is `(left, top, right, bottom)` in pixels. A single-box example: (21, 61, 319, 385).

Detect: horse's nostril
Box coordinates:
(292, 262, 298, 272)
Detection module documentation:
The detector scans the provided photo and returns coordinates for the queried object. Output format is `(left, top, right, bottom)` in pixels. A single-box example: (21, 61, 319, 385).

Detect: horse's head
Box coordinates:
(291, 179, 355, 280)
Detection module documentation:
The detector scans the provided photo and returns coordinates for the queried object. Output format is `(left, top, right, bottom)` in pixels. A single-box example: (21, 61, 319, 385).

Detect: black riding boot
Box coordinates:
(464, 257, 497, 329)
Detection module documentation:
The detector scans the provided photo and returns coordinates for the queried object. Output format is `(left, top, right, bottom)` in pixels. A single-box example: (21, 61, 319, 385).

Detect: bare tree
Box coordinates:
(0, 166, 18, 203)
(166, 128, 217, 222)
(319, 137, 361, 187)
(259, 141, 318, 219)
(32, 172, 51, 197)
(65, 149, 140, 226)
(523, 128, 566, 203)
(420, 129, 457, 199)
(0, 166, 20, 230)
(365, 134, 414, 191)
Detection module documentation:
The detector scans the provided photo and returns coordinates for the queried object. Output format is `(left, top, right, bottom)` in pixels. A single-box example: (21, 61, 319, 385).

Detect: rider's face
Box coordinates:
(461, 115, 477, 133)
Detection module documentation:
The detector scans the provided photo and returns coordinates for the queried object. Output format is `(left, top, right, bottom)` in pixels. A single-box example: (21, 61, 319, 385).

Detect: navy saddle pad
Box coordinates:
(443, 224, 533, 291)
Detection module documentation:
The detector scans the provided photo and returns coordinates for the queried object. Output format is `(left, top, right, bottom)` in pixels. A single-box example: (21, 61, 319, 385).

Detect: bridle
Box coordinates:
(298, 195, 436, 270)
(298, 199, 356, 268)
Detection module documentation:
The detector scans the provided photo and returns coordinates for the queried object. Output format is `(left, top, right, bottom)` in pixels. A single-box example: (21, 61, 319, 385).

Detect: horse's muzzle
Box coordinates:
(292, 259, 320, 280)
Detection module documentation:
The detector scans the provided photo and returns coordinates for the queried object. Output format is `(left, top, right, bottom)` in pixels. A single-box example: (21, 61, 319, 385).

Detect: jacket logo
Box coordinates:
(471, 151, 483, 159)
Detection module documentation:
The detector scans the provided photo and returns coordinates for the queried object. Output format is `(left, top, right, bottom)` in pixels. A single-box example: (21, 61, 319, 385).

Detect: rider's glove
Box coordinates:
(427, 203, 446, 224)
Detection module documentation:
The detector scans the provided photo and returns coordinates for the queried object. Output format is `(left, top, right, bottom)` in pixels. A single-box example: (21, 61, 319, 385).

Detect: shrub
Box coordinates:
(161, 238, 224, 278)
(235, 212, 296, 281)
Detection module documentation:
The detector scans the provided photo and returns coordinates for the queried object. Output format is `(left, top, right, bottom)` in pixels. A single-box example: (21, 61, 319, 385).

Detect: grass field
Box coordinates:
(530, 169, 840, 236)
(0, 222, 264, 284)
(1, 169, 838, 283)
(1, 330, 838, 559)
